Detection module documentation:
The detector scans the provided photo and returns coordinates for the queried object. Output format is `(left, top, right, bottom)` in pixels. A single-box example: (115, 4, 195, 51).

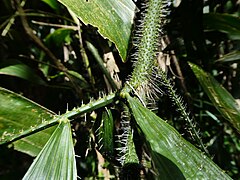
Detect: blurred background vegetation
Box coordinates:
(0, 0, 240, 179)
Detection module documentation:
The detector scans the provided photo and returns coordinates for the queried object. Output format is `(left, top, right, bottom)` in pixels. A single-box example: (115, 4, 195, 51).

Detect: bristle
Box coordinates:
(126, 0, 170, 105)
(115, 108, 132, 165)
(155, 66, 209, 154)
(115, 103, 139, 166)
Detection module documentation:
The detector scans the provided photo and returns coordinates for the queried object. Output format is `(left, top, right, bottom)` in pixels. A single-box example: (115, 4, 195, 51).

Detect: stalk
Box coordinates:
(157, 70, 209, 154)
(123, 0, 164, 102)
(122, 0, 208, 154)
(0, 93, 116, 145)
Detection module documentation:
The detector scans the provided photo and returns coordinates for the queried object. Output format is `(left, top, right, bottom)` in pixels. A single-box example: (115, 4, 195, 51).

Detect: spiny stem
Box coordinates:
(0, 93, 116, 145)
(158, 69, 209, 155)
(125, 0, 163, 102)
(117, 103, 138, 166)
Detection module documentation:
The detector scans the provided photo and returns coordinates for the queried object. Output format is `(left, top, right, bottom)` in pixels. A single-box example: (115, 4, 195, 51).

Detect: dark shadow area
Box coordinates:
(151, 151, 185, 180)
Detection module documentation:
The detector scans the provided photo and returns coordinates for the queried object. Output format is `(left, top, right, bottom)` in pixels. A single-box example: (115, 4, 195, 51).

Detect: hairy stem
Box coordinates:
(122, 0, 208, 154)
(126, 0, 163, 102)
(158, 69, 209, 154)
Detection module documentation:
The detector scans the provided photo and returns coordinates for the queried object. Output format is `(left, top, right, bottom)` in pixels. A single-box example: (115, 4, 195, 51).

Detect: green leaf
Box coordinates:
(0, 63, 47, 85)
(189, 63, 240, 133)
(203, 13, 240, 40)
(216, 50, 240, 63)
(57, 0, 136, 61)
(67, 70, 89, 88)
(41, 0, 60, 10)
(0, 87, 56, 156)
(23, 120, 77, 180)
(98, 108, 114, 157)
(44, 28, 73, 47)
(127, 95, 231, 179)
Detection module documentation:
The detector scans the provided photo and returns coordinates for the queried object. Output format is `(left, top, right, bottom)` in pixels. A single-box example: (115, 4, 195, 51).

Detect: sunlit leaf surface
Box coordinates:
(23, 121, 77, 180)
(57, 0, 136, 61)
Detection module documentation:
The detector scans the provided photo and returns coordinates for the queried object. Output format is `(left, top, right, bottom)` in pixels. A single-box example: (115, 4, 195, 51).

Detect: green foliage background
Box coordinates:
(0, 0, 240, 179)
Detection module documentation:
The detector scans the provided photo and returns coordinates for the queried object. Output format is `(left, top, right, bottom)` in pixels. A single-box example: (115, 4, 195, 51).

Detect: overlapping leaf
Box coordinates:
(23, 121, 77, 180)
(57, 0, 136, 61)
(0, 63, 47, 85)
(216, 50, 240, 63)
(0, 87, 56, 156)
(189, 63, 240, 133)
(127, 95, 231, 179)
(204, 13, 240, 40)
(97, 108, 114, 157)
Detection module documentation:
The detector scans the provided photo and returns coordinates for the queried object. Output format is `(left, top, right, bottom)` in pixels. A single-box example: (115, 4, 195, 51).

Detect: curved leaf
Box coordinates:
(44, 28, 73, 47)
(23, 121, 77, 180)
(189, 63, 240, 133)
(57, 0, 136, 61)
(0, 63, 47, 85)
(216, 50, 240, 63)
(0, 87, 56, 156)
(203, 13, 240, 40)
(127, 95, 231, 179)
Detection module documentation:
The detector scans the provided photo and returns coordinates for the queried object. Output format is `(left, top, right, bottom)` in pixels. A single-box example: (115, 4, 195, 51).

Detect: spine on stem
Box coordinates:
(123, 0, 207, 153)
(126, 0, 167, 103)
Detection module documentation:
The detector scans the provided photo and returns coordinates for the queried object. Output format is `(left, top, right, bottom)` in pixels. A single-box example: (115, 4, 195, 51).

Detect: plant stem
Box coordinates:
(158, 69, 209, 154)
(0, 93, 117, 145)
(77, 23, 96, 86)
(130, 2, 162, 83)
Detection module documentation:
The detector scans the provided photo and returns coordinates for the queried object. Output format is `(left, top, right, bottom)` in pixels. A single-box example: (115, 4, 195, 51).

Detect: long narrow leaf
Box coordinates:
(203, 13, 240, 40)
(97, 108, 114, 157)
(127, 95, 231, 179)
(216, 51, 240, 63)
(0, 63, 47, 85)
(189, 62, 240, 133)
(23, 120, 77, 180)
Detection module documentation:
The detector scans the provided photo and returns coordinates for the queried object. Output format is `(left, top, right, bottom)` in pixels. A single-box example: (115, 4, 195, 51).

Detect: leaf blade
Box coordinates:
(216, 50, 240, 63)
(127, 95, 231, 179)
(0, 87, 56, 156)
(203, 13, 240, 40)
(23, 121, 77, 180)
(57, 0, 136, 61)
(0, 63, 47, 85)
(189, 62, 240, 133)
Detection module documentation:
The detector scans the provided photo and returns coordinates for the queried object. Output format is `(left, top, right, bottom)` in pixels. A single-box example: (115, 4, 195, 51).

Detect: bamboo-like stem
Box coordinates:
(121, 0, 208, 154)
(0, 93, 116, 145)
(116, 103, 139, 166)
(126, 0, 163, 100)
